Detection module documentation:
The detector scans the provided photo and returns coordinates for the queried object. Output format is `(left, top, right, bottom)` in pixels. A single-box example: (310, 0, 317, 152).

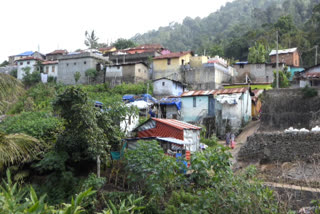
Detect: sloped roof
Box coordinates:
(99, 47, 115, 52)
(15, 57, 43, 61)
(153, 51, 192, 60)
(42, 60, 58, 65)
(152, 118, 201, 130)
(46, 50, 67, 55)
(16, 51, 34, 56)
(305, 72, 320, 78)
(135, 44, 163, 50)
(181, 90, 215, 97)
(212, 88, 248, 95)
(269, 47, 297, 56)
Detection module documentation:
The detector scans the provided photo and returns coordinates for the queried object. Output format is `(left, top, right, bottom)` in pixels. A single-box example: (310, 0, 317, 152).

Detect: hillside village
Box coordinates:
(1, 42, 320, 211)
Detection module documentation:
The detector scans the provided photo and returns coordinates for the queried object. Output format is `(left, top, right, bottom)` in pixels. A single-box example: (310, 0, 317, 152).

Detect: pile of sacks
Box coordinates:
(284, 126, 320, 133)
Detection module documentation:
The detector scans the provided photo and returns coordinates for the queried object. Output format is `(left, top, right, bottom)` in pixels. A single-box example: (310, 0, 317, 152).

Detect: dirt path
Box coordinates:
(218, 120, 260, 165)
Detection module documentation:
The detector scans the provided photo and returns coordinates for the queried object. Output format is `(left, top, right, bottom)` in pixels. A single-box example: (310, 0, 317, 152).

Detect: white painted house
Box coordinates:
(153, 77, 185, 97)
(16, 57, 42, 80)
(42, 61, 58, 77)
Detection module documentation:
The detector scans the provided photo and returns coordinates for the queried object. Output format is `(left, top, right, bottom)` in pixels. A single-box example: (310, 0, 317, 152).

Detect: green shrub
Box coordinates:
(22, 69, 41, 87)
(0, 111, 63, 142)
(302, 85, 318, 98)
(47, 76, 57, 83)
(81, 173, 106, 191)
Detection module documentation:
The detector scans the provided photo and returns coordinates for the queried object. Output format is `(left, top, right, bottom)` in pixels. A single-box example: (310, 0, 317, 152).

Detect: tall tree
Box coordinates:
(84, 30, 99, 49)
(113, 38, 136, 50)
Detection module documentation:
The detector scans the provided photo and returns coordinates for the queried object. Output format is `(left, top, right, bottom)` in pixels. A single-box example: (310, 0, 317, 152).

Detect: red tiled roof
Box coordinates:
(15, 57, 43, 61)
(42, 60, 58, 65)
(181, 90, 215, 97)
(46, 50, 67, 55)
(212, 88, 248, 95)
(153, 51, 192, 60)
(152, 118, 201, 130)
(305, 72, 320, 78)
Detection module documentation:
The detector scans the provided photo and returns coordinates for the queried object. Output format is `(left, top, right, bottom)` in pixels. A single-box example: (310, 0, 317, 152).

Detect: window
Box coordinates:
(175, 83, 177, 89)
(144, 70, 146, 73)
(181, 59, 185, 65)
(193, 97, 196, 107)
(20, 62, 23, 65)
(138, 69, 141, 72)
(162, 82, 165, 86)
(52, 65, 55, 73)
(74, 62, 76, 65)
(27, 61, 30, 65)
(128, 116, 132, 125)
(84, 61, 86, 64)
(240, 64, 244, 69)
(46, 66, 49, 73)
(266, 76, 269, 82)
(66, 63, 69, 66)
(167, 58, 171, 65)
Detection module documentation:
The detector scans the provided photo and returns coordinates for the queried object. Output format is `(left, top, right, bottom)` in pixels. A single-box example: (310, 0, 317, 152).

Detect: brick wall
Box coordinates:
(270, 51, 300, 67)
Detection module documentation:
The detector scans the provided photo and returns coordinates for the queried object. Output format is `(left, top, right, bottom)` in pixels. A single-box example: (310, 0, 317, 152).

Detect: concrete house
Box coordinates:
(269, 47, 300, 67)
(57, 52, 108, 85)
(180, 90, 216, 123)
(296, 64, 320, 87)
(153, 78, 185, 97)
(9, 51, 45, 65)
(214, 88, 252, 137)
(134, 118, 201, 152)
(152, 51, 193, 81)
(46, 50, 68, 61)
(105, 62, 149, 87)
(42, 61, 58, 77)
(234, 62, 287, 83)
(16, 57, 42, 80)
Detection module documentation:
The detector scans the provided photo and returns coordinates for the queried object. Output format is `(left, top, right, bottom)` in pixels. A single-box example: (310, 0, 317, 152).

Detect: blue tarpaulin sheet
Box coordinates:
(157, 98, 181, 110)
(122, 94, 135, 102)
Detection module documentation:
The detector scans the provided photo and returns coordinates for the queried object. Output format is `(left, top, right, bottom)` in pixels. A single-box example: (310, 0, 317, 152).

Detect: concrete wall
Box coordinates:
(189, 56, 208, 67)
(181, 96, 209, 122)
(238, 132, 320, 163)
(57, 53, 107, 85)
(17, 60, 38, 80)
(153, 79, 184, 96)
(234, 63, 277, 83)
(0, 65, 17, 74)
(133, 63, 149, 82)
(260, 88, 320, 131)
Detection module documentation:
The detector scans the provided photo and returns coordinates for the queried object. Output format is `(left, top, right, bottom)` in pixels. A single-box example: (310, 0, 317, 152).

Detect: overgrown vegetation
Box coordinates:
(302, 85, 318, 98)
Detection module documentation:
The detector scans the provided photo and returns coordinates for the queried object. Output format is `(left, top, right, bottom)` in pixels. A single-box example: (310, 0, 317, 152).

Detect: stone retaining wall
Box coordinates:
(238, 132, 320, 163)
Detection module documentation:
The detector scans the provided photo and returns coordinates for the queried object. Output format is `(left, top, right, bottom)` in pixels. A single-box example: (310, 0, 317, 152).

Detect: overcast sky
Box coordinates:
(0, 0, 233, 62)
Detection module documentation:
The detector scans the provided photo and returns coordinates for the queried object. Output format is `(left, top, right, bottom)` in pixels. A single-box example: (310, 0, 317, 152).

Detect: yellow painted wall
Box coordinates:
(153, 53, 192, 71)
(101, 47, 116, 54)
(190, 56, 208, 67)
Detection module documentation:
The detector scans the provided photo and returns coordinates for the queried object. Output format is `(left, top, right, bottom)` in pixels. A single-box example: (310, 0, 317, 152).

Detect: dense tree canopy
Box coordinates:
(132, 0, 320, 66)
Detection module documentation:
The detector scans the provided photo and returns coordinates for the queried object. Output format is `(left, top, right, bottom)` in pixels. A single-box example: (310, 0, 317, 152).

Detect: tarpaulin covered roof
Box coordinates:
(157, 97, 181, 110)
(269, 47, 297, 56)
(216, 93, 242, 105)
(212, 88, 247, 95)
(126, 100, 151, 109)
(157, 137, 193, 145)
(122, 94, 135, 102)
(16, 51, 34, 56)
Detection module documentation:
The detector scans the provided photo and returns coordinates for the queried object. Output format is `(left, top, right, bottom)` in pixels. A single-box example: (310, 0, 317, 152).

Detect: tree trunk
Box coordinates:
(97, 155, 101, 178)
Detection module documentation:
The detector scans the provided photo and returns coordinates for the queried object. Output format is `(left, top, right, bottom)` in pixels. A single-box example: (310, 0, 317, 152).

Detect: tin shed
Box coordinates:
(135, 118, 201, 152)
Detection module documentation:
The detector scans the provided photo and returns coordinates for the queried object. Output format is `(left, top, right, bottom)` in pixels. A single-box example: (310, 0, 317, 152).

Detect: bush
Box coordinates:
(302, 85, 318, 98)
(9, 69, 17, 78)
(0, 111, 63, 142)
(81, 173, 106, 191)
(272, 70, 290, 88)
(22, 70, 41, 87)
(47, 76, 57, 83)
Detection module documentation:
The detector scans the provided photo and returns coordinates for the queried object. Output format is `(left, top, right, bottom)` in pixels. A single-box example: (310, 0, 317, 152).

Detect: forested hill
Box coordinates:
(132, 0, 320, 66)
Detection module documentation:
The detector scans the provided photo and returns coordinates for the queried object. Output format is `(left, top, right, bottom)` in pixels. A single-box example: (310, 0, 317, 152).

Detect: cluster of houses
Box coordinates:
(4, 44, 320, 156)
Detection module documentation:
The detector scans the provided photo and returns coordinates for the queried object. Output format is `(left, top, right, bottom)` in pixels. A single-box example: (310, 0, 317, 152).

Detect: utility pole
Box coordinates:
(315, 45, 318, 65)
(276, 30, 279, 89)
(146, 82, 149, 118)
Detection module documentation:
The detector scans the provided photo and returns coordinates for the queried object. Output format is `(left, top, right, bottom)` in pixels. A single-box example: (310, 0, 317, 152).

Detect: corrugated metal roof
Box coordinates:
(47, 50, 67, 55)
(212, 88, 248, 95)
(152, 118, 201, 130)
(16, 57, 43, 61)
(305, 73, 320, 78)
(181, 90, 215, 97)
(42, 60, 58, 65)
(157, 137, 192, 145)
(269, 47, 297, 56)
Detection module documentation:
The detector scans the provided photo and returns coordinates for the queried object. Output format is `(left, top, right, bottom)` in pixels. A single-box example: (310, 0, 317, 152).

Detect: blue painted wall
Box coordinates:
(181, 96, 213, 122)
(288, 67, 304, 81)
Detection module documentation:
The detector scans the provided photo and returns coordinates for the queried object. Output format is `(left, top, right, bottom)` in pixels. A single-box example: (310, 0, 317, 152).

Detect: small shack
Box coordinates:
(180, 90, 216, 123)
(153, 77, 185, 97)
(214, 88, 252, 137)
(157, 97, 181, 119)
(134, 118, 201, 152)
